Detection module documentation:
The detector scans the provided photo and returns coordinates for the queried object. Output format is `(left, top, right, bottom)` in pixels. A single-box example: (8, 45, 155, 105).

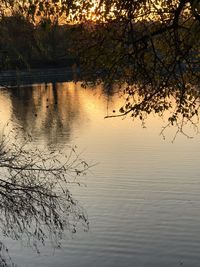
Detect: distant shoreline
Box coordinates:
(0, 66, 80, 87)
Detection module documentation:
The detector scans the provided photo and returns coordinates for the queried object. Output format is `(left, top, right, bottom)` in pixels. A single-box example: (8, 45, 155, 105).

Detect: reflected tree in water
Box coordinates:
(0, 125, 90, 266)
(7, 83, 85, 146)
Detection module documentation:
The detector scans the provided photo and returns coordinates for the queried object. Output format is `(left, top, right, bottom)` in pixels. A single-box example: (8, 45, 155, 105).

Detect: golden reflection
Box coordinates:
(0, 82, 199, 145)
(4, 82, 110, 145)
(31, 82, 107, 128)
(0, 91, 12, 124)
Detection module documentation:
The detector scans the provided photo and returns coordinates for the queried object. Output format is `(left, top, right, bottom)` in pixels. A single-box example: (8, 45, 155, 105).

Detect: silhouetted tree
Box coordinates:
(0, 124, 90, 265)
(65, 1, 199, 137)
(1, 0, 200, 133)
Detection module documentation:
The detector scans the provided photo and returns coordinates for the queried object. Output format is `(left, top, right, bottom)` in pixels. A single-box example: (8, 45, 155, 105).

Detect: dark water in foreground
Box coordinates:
(0, 82, 200, 267)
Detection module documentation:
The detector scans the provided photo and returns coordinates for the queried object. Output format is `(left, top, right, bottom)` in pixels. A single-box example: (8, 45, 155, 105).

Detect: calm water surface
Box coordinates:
(0, 82, 200, 267)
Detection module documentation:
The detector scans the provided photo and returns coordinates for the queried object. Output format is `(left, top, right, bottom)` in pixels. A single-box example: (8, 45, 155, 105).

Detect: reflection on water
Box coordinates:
(2, 82, 112, 146)
(1, 82, 200, 267)
(0, 84, 92, 266)
(8, 83, 85, 145)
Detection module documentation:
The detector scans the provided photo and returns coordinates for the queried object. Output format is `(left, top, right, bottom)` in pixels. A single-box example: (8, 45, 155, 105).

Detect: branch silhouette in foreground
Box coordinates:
(105, 83, 200, 141)
(0, 126, 91, 266)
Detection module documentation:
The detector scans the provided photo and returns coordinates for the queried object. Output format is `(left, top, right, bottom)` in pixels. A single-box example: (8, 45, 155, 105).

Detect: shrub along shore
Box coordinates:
(0, 14, 80, 70)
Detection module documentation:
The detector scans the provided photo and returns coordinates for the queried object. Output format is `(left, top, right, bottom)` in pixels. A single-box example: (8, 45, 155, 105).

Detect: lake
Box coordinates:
(0, 82, 200, 267)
